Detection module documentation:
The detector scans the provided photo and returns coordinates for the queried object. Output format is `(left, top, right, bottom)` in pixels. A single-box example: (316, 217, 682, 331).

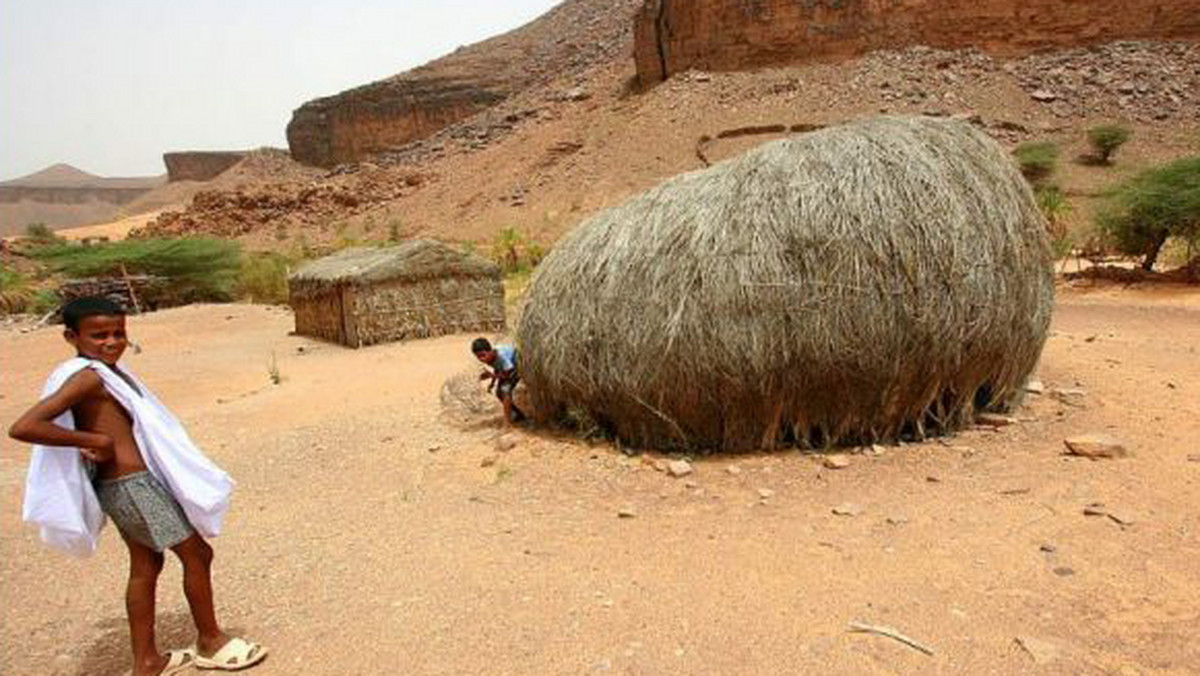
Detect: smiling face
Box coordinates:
(65, 314, 129, 365)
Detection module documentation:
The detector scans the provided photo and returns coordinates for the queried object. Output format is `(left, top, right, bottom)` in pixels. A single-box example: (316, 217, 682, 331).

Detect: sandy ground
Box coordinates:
(52, 211, 162, 242)
(2, 286, 1198, 675)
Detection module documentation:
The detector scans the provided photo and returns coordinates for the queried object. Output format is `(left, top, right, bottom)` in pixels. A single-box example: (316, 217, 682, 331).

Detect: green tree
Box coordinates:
(1096, 156, 1200, 271)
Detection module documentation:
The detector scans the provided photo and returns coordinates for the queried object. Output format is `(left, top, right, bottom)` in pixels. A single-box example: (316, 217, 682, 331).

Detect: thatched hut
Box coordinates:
(289, 239, 504, 347)
(517, 116, 1054, 451)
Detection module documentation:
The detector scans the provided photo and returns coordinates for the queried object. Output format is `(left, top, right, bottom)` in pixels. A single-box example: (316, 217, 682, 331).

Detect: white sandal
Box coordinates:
(194, 637, 268, 671)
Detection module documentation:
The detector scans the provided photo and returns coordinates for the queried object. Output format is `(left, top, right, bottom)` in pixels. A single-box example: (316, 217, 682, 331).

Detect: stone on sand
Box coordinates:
(1064, 434, 1128, 459)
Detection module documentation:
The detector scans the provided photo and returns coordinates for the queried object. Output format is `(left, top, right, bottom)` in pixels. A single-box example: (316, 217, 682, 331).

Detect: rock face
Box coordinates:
(286, 0, 640, 167)
(288, 79, 505, 168)
(634, 0, 1200, 85)
(163, 151, 247, 182)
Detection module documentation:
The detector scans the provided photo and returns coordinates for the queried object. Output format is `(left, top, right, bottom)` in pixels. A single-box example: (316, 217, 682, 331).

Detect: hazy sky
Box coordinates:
(0, 0, 561, 180)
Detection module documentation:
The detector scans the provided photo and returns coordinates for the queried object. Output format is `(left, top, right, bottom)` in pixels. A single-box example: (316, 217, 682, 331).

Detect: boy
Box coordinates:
(472, 336, 526, 425)
(9, 297, 267, 675)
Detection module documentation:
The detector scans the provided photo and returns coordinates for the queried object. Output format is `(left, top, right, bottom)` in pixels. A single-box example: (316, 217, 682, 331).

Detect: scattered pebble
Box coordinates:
(1024, 379, 1046, 394)
(1040, 543, 1057, 553)
(1064, 434, 1128, 459)
(1187, 454, 1200, 463)
(886, 515, 908, 525)
(617, 506, 637, 519)
(757, 488, 775, 500)
(667, 460, 694, 477)
(832, 502, 864, 516)
(823, 454, 851, 469)
(496, 434, 518, 452)
(726, 465, 742, 476)
(1052, 566, 1075, 577)
(480, 454, 498, 468)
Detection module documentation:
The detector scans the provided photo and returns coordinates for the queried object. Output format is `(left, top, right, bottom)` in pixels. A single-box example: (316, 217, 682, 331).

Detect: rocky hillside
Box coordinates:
(286, 0, 641, 167)
(634, 0, 1200, 85)
(148, 2, 1200, 255)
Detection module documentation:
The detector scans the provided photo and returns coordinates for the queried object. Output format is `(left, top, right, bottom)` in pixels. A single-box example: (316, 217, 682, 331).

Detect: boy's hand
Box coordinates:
(79, 437, 114, 463)
(479, 371, 493, 382)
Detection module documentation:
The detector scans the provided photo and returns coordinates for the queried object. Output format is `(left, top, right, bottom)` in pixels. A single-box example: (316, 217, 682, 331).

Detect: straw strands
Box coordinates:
(517, 116, 1054, 451)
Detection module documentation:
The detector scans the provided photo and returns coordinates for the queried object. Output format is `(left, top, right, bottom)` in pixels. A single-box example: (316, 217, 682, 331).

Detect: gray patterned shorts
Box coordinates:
(94, 471, 195, 551)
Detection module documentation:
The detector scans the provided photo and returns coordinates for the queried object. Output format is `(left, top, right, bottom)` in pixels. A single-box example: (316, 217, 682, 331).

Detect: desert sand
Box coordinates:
(1, 284, 1198, 675)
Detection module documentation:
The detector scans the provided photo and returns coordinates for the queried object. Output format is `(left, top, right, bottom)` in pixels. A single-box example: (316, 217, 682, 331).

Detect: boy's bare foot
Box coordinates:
(195, 630, 233, 658)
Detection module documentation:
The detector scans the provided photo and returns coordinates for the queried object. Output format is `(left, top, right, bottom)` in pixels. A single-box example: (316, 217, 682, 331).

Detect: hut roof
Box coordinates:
(289, 239, 498, 285)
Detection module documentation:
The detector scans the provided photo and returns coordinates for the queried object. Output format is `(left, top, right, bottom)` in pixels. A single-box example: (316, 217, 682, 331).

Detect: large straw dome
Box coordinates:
(517, 116, 1054, 451)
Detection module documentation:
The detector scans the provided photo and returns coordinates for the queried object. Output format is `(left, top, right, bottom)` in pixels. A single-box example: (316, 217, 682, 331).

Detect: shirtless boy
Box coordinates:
(9, 297, 266, 675)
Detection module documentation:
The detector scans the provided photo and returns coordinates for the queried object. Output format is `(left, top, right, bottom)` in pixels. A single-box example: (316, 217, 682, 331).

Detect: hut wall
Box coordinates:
(347, 275, 505, 347)
(291, 284, 347, 344)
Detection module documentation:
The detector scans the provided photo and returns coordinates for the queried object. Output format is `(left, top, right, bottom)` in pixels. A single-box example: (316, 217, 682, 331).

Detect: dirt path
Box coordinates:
(2, 287, 1198, 675)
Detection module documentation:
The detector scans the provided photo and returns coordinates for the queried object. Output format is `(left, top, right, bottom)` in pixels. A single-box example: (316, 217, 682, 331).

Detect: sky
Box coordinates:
(0, 0, 561, 181)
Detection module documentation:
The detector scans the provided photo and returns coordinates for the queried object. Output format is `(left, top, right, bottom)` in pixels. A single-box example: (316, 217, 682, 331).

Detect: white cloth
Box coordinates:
(22, 357, 234, 557)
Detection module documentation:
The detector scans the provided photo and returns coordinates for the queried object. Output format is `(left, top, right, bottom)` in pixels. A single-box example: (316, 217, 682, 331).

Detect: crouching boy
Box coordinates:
(9, 297, 267, 675)
(472, 336, 526, 425)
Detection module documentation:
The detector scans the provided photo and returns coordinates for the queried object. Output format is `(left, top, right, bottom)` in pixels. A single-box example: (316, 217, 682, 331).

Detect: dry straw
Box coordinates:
(517, 116, 1054, 451)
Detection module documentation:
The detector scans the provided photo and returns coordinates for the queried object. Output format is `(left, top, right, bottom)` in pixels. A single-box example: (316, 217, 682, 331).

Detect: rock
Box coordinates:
(480, 454, 498, 468)
(495, 434, 519, 452)
(1040, 543, 1057, 553)
(652, 459, 669, 473)
(832, 502, 864, 516)
(1015, 635, 1062, 664)
(1030, 89, 1058, 102)
(1052, 566, 1075, 576)
(1024, 379, 1046, 394)
(725, 465, 742, 476)
(886, 515, 908, 525)
(869, 444, 886, 455)
(562, 86, 591, 101)
(617, 506, 638, 518)
(823, 454, 851, 469)
(667, 460, 694, 477)
(976, 412, 1017, 427)
(757, 488, 775, 500)
(1064, 434, 1128, 459)
(1188, 454, 1200, 463)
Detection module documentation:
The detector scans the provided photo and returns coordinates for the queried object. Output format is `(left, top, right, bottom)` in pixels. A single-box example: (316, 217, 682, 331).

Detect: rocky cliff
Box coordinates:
(634, 0, 1200, 84)
(286, 0, 640, 167)
(163, 151, 247, 182)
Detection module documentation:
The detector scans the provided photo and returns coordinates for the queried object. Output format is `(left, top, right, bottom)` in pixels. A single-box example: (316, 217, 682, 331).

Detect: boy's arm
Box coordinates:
(8, 370, 114, 462)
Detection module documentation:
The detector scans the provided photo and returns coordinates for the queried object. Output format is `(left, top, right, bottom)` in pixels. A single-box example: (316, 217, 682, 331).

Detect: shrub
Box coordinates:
(1013, 142, 1059, 183)
(237, 252, 293, 304)
(33, 238, 241, 303)
(0, 270, 59, 315)
(1096, 156, 1200, 271)
(23, 222, 61, 244)
(1087, 125, 1132, 164)
(491, 226, 526, 274)
(1035, 185, 1073, 256)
